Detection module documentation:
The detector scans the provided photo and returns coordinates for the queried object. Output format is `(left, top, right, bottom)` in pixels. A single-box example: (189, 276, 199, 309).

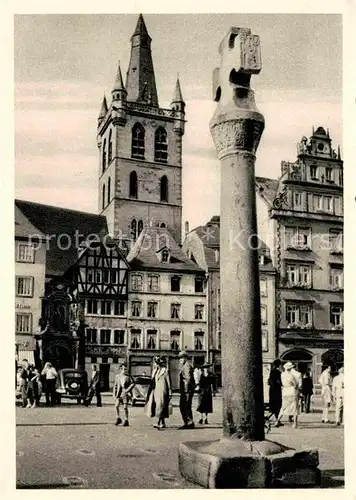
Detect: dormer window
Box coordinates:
(157, 247, 171, 263)
(162, 249, 169, 262)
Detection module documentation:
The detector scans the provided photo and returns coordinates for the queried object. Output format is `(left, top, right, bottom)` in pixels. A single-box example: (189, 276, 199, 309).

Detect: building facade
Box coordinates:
(256, 127, 343, 382)
(15, 205, 46, 365)
(15, 199, 109, 370)
(97, 14, 185, 244)
(67, 238, 129, 389)
(182, 216, 277, 390)
(126, 226, 207, 389)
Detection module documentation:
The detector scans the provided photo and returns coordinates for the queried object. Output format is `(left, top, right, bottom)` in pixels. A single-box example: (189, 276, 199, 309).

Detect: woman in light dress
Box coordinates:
(319, 366, 333, 423)
(275, 362, 301, 429)
(145, 356, 172, 429)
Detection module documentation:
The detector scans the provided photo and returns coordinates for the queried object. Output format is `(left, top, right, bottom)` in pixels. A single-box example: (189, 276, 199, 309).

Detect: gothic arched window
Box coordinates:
(155, 127, 168, 163)
(131, 123, 145, 159)
(108, 130, 113, 164)
(129, 171, 138, 199)
(107, 177, 111, 204)
(102, 184, 106, 210)
(138, 220, 143, 236)
(160, 175, 168, 202)
(131, 219, 137, 240)
(102, 139, 107, 172)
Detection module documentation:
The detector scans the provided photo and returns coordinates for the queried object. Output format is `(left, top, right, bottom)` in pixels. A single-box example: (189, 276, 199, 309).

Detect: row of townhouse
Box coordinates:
(14, 200, 210, 389)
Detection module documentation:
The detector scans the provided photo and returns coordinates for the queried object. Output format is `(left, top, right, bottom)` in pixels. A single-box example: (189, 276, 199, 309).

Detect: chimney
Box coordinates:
(185, 221, 189, 236)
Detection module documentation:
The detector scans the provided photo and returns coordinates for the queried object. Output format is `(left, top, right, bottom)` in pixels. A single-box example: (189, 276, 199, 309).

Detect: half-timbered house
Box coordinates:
(65, 237, 130, 389)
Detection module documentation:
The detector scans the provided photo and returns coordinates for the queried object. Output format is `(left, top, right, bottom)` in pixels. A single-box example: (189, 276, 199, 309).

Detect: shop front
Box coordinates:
(279, 336, 344, 384)
(85, 345, 127, 390)
(15, 335, 36, 366)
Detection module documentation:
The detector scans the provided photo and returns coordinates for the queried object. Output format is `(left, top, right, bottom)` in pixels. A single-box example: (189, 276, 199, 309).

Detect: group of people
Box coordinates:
(268, 359, 344, 428)
(111, 350, 216, 429)
(16, 359, 58, 407)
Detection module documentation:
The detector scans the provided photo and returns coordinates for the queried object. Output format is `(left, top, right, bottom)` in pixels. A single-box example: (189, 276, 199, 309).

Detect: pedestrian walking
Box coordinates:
(178, 351, 195, 429)
(20, 359, 30, 408)
(332, 366, 344, 426)
(41, 362, 58, 406)
(275, 362, 300, 428)
(291, 364, 302, 415)
(196, 364, 214, 424)
(145, 356, 172, 429)
(113, 364, 135, 427)
(268, 359, 283, 425)
(16, 367, 23, 400)
(28, 368, 42, 408)
(193, 366, 202, 393)
(301, 370, 313, 413)
(84, 365, 102, 407)
(319, 365, 333, 423)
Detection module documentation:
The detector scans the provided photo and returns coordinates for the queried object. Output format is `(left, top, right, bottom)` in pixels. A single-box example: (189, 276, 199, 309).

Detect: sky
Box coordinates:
(14, 13, 342, 231)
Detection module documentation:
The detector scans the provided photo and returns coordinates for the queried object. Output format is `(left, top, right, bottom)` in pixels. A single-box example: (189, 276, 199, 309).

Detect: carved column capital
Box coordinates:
(210, 117, 264, 159)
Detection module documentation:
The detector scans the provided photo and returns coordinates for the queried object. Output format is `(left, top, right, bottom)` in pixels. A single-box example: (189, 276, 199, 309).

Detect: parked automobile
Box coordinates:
(131, 375, 151, 406)
(55, 368, 88, 404)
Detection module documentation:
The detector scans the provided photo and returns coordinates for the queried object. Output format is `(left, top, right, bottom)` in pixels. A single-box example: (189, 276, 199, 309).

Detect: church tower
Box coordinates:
(97, 14, 185, 244)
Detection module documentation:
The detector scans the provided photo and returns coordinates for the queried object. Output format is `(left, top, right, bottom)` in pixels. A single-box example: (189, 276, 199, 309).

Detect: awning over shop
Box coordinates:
(17, 350, 35, 365)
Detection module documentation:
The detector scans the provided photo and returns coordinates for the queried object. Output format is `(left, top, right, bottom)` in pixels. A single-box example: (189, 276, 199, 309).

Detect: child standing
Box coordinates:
(113, 364, 135, 427)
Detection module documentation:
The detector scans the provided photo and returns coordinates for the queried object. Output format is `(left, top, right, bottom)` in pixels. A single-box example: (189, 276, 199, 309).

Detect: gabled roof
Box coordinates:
(255, 176, 279, 206)
(15, 200, 108, 277)
(127, 226, 204, 273)
(189, 216, 275, 272)
(15, 204, 46, 240)
(66, 235, 129, 276)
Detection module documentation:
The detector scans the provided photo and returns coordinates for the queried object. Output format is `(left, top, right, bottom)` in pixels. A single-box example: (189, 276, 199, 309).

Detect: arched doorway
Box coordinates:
(321, 349, 343, 376)
(281, 348, 313, 378)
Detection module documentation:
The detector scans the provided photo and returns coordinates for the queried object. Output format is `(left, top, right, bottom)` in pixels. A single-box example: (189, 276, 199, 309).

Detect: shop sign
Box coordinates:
(85, 345, 126, 357)
(15, 303, 31, 309)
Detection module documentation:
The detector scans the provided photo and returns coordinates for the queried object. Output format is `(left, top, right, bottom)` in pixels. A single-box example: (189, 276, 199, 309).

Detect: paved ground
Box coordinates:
(16, 395, 344, 489)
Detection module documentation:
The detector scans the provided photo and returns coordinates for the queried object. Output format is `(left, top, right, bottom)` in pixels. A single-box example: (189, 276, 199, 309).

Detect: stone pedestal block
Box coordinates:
(178, 438, 320, 489)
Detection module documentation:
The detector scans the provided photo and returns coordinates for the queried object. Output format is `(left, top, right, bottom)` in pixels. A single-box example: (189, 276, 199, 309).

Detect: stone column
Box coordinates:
(209, 28, 265, 441)
(178, 27, 320, 489)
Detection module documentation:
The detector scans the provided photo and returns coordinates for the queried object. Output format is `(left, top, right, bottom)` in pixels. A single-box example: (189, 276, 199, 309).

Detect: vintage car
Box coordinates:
(131, 375, 151, 406)
(55, 368, 88, 404)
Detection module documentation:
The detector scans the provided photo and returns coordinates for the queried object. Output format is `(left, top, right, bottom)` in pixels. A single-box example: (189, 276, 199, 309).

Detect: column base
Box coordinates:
(178, 438, 320, 488)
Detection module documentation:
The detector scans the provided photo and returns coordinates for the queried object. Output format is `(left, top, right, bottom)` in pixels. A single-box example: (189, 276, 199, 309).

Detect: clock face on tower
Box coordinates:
(315, 141, 330, 155)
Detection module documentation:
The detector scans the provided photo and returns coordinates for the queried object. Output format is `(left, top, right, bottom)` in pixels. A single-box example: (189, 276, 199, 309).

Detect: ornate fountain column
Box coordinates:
(178, 27, 320, 489)
(210, 27, 265, 441)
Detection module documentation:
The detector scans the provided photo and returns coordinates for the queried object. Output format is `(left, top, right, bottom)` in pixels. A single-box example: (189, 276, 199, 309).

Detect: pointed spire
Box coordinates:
(338, 145, 341, 159)
(132, 13, 150, 39)
(98, 94, 108, 119)
(113, 61, 126, 92)
(172, 77, 184, 103)
(126, 14, 158, 107)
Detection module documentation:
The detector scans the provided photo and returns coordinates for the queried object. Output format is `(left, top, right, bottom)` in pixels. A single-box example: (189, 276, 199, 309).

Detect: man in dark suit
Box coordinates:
(178, 351, 195, 429)
(84, 365, 102, 407)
